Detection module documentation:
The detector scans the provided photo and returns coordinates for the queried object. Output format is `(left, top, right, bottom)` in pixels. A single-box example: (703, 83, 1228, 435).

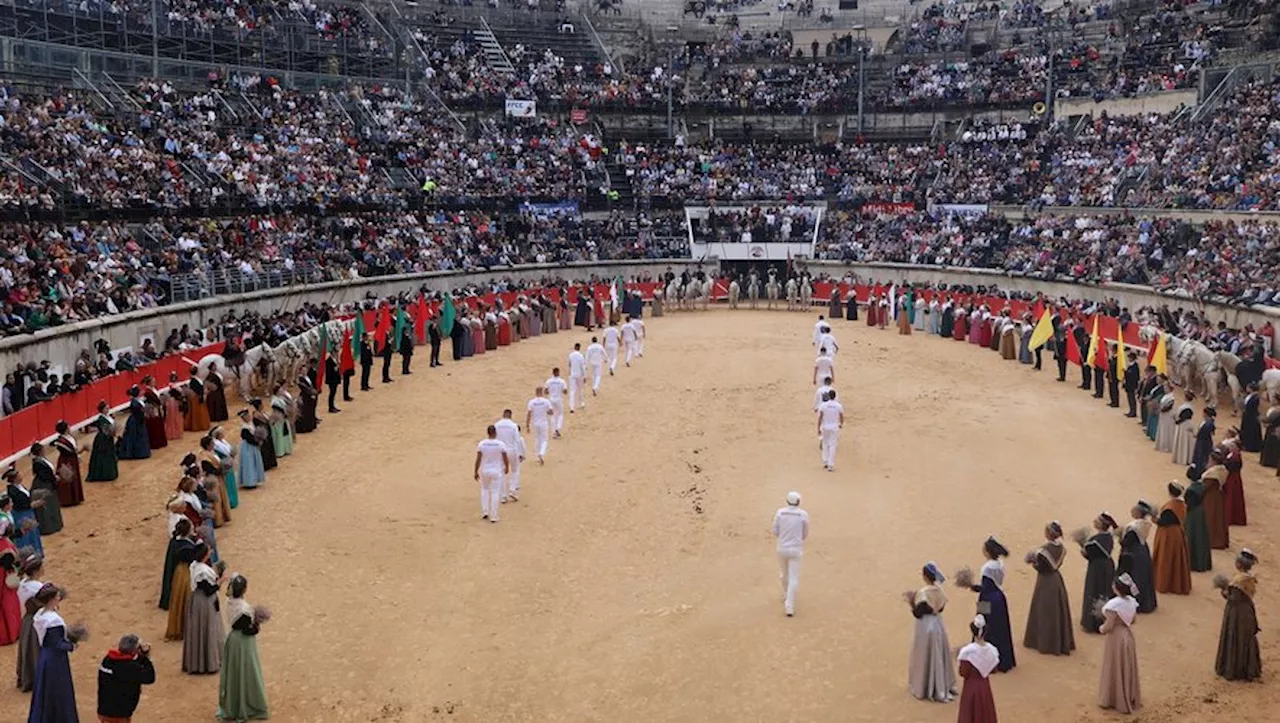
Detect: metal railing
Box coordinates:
(168, 262, 327, 304)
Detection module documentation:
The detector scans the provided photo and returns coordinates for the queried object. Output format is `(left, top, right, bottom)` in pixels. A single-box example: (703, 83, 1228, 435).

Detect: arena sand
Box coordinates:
(1, 310, 1275, 723)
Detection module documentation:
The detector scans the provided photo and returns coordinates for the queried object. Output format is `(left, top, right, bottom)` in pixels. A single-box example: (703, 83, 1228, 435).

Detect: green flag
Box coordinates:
(392, 307, 408, 352)
(352, 311, 365, 360)
(441, 296, 456, 337)
(316, 322, 330, 379)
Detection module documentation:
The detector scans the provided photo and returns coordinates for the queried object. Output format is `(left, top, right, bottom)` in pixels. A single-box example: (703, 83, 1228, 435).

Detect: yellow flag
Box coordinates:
(1028, 308, 1054, 350)
(1152, 333, 1168, 375)
(1116, 326, 1127, 366)
(1086, 316, 1103, 369)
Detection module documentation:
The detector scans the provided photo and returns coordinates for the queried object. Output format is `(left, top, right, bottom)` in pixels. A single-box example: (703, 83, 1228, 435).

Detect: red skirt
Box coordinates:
(472, 327, 486, 355)
(866, 304, 877, 326)
(958, 666, 998, 723)
(1223, 470, 1247, 526)
(497, 320, 512, 346)
(56, 449, 85, 507)
(954, 317, 967, 341)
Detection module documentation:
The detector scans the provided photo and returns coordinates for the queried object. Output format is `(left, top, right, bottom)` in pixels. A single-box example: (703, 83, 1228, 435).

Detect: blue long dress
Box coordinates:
(975, 559, 1016, 672)
(238, 426, 266, 489)
(7, 482, 43, 554)
(116, 398, 151, 460)
(28, 612, 77, 723)
(216, 440, 239, 509)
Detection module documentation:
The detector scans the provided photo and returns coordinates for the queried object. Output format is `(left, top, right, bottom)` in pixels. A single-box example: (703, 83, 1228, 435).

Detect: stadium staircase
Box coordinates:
(477, 17, 518, 74)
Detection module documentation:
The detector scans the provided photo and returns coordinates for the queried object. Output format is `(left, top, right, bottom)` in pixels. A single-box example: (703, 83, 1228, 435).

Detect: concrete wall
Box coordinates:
(0, 261, 709, 373)
(1053, 89, 1198, 118)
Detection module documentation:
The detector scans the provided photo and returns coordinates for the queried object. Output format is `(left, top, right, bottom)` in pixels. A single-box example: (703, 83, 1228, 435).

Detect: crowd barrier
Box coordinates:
(0, 342, 226, 464)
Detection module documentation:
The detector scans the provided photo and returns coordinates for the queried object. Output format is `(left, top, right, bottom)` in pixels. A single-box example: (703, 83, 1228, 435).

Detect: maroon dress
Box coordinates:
(144, 388, 169, 450)
(957, 660, 998, 723)
(1223, 449, 1247, 526)
(52, 435, 85, 507)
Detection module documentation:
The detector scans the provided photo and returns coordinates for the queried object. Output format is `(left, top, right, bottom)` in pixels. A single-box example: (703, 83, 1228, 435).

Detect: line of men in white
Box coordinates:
(472, 315, 646, 522)
(772, 317, 845, 617)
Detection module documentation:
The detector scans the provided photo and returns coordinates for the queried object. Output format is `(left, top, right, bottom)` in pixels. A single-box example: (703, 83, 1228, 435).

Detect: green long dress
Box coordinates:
(1185, 480, 1213, 572)
(218, 599, 269, 721)
(85, 415, 119, 482)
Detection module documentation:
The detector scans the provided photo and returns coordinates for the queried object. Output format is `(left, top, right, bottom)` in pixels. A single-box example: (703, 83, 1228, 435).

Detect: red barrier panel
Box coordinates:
(6, 407, 43, 458)
(60, 391, 93, 429)
(35, 397, 64, 439)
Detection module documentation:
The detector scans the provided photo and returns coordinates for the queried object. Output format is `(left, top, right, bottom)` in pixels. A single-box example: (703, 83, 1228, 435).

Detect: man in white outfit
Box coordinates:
(621, 316, 639, 367)
(813, 376, 834, 412)
(473, 425, 510, 523)
(816, 389, 845, 471)
(813, 348, 836, 385)
(772, 491, 809, 616)
(585, 336, 606, 395)
(567, 342, 587, 411)
(525, 386, 553, 464)
(494, 409, 525, 503)
(545, 367, 568, 438)
(602, 323, 620, 374)
(817, 325, 838, 355)
(812, 315, 827, 346)
(632, 316, 646, 356)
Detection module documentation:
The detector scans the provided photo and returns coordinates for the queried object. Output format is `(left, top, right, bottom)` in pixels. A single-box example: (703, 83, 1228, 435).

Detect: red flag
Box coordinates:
(414, 294, 428, 345)
(339, 327, 355, 374)
(374, 304, 392, 352)
(1065, 325, 1083, 366)
(1032, 299, 1045, 320)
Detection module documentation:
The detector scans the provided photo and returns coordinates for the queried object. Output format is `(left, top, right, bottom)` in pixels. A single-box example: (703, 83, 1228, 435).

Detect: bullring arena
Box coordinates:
(0, 278, 1276, 723)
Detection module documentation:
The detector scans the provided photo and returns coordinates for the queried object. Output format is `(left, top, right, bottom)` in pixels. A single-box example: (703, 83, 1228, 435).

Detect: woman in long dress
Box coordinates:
(1152, 483, 1192, 595)
(1098, 574, 1142, 714)
(212, 428, 239, 510)
(956, 615, 999, 723)
(205, 363, 230, 423)
(1199, 458, 1230, 550)
(1171, 395, 1197, 465)
(897, 297, 912, 336)
(197, 436, 232, 527)
(269, 395, 294, 457)
(218, 574, 270, 722)
(0, 509, 22, 646)
(6, 464, 47, 552)
(1215, 549, 1261, 681)
(84, 402, 120, 481)
(1118, 503, 1157, 614)
(1143, 375, 1166, 441)
(28, 584, 78, 722)
(906, 562, 955, 702)
(250, 400, 277, 471)
(294, 375, 319, 434)
(1154, 390, 1177, 452)
(164, 383, 186, 441)
(1221, 437, 1247, 526)
(160, 519, 195, 611)
(27, 446, 62, 538)
(50, 423, 84, 508)
(237, 410, 267, 490)
(165, 479, 203, 640)
(1192, 408, 1218, 472)
(1184, 476, 1213, 572)
(1238, 384, 1262, 451)
(1024, 521, 1075, 655)
(963, 537, 1015, 672)
(1080, 512, 1117, 633)
(185, 368, 212, 433)
(184, 543, 224, 674)
(952, 306, 968, 341)
(1258, 407, 1279, 468)
(141, 381, 169, 451)
(116, 387, 152, 461)
(16, 555, 44, 691)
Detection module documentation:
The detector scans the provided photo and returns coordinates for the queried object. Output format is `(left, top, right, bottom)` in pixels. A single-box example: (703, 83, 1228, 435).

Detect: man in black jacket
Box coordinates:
(380, 333, 394, 384)
(1073, 323, 1091, 389)
(1105, 344, 1120, 405)
(428, 314, 443, 367)
(325, 353, 342, 413)
(1123, 350, 1141, 417)
(97, 634, 156, 722)
(359, 333, 374, 390)
(399, 326, 415, 375)
(450, 313, 467, 361)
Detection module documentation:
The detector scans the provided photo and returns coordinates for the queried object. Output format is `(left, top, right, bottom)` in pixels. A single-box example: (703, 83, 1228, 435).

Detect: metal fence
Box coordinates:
(168, 263, 328, 304)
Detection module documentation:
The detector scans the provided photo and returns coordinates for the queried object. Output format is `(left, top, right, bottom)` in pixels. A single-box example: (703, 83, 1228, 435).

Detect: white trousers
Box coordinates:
(606, 344, 618, 371)
(504, 460, 521, 497)
(591, 363, 603, 392)
(778, 550, 802, 614)
(820, 427, 840, 468)
(569, 376, 585, 409)
(551, 400, 565, 433)
(637, 336, 644, 356)
(532, 424, 549, 458)
(480, 471, 502, 519)
(624, 341, 635, 365)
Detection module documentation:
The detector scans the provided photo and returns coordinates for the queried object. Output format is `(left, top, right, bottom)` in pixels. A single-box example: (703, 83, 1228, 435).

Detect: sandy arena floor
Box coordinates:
(1, 309, 1275, 722)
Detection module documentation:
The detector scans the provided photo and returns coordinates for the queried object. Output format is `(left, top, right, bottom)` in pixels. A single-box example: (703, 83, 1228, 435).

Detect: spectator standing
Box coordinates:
(97, 633, 156, 723)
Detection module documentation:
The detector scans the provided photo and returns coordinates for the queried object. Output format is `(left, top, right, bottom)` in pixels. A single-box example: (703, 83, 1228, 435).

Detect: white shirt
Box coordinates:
(814, 355, 835, 380)
(817, 399, 844, 430)
(813, 321, 826, 345)
(586, 343, 606, 366)
(494, 418, 524, 459)
(631, 318, 644, 336)
(772, 506, 809, 553)
(817, 332, 838, 354)
(545, 377, 568, 404)
(622, 321, 638, 342)
(603, 326, 620, 347)
(476, 439, 507, 474)
(814, 384, 833, 411)
(568, 350, 586, 377)
(527, 397, 553, 426)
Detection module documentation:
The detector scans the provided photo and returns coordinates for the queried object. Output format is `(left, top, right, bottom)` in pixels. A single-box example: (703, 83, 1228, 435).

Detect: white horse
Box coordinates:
(785, 278, 798, 311)
(747, 276, 760, 310)
(765, 279, 780, 310)
(728, 279, 740, 309)
(1168, 336, 1223, 408)
(1215, 350, 1246, 414)
(799, 276, 812, 310)
(701, 278, 714, 310)
(1262, 368, 1280, 406)
(665, 279, 681, 311)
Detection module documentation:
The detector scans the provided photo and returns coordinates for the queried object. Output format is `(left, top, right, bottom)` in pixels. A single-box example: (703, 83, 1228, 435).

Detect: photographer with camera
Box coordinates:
(97, 633, 156, 723)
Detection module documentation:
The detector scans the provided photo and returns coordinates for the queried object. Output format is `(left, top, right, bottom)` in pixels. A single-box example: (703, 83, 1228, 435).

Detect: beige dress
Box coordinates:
(1172, 404, 1197, 465)
(1098, 596, 1142, 713)
(908, 584, 955, 702)
(1154, 394, 1177, 452)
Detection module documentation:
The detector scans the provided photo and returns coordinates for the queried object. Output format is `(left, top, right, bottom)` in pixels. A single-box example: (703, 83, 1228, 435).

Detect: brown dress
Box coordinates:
(52, 435, 85, 507)
(1024, 540, 1076, 655)
(1216, 573, 1262, 681)
(1151, 499, 1192, 595)
(1201, 466, 1230, 550)
(956, 648, 999, 723)
(184, 379, 212, 432)
(1098, 597, 1142, 713)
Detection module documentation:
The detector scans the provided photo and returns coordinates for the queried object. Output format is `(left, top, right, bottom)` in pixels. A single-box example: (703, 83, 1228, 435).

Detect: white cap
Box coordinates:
(786, 491, 801, 506)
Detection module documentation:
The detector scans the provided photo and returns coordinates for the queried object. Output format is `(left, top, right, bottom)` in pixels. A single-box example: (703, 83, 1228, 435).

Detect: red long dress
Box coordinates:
(866, 298, 877, 326)
(52, 435, 84, 507)
(0, 537, 21, 645)
(954, 314, 968, 341)
(957, 660, 998, 722)
(1223, 449, 1247, 526)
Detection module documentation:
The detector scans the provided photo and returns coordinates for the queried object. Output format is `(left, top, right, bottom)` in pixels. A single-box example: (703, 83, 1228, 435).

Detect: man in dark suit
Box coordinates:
(324, 353, 342, 413)
(380, 333, 394, 384)
(450, 313, 467, 361)
(1123, 351, 1141, 417)
(1073, 323, 1091, 389)
(1136, 364, 1158, 426)
(1051, 315, 1068, 380)
(359, 333, 374, 390)
(399, 326, 414, 375)
(1098, 346, 1112, 401)
(428, 314, 443, 367)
